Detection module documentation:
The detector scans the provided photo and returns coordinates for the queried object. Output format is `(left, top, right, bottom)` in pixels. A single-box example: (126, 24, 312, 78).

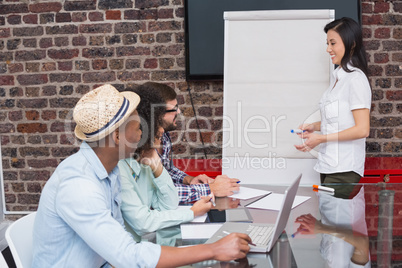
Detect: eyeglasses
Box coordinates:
(165, 104, 179, 113)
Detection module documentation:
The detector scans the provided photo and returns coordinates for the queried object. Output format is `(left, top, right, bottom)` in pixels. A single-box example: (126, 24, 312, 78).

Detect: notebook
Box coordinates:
(205, 174, 302, 253)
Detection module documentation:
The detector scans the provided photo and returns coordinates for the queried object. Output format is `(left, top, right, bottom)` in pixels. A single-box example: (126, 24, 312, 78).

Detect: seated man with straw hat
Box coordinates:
(32, 84, 251, 267)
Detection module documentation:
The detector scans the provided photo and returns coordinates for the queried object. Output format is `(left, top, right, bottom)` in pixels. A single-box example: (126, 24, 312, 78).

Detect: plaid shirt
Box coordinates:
(159, 132, 211, 203)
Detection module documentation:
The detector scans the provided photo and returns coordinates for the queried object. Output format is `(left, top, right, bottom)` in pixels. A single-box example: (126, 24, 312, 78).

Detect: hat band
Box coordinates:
(84, 97, 130, 138)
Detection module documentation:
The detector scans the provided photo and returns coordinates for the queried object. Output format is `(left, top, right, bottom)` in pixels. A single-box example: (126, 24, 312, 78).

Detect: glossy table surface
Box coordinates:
(145, 183, 402, 268)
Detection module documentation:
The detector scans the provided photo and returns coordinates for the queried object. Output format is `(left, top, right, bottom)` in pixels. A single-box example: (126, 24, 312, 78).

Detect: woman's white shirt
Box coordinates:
(314, 65, 371, 177)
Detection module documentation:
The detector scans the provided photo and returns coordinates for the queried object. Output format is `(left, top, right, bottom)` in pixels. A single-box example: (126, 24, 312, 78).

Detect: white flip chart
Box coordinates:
(222, 10, 335, 185)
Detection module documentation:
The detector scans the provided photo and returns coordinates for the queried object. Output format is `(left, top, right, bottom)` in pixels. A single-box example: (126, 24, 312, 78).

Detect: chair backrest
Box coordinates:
(0, 250, 8, 268)
(5, 212, 36, 268)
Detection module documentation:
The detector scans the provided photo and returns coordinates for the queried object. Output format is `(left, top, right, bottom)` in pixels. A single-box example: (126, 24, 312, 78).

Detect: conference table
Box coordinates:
(143, 183, 400, 267)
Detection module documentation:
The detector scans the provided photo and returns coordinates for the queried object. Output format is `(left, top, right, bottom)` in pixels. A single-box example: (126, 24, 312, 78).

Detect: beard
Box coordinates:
(164, 121, 177, 132)
(163, 115, 178, 132)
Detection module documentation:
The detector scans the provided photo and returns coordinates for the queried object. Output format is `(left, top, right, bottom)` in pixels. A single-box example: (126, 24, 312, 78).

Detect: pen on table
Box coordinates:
(291, 230, 300, 238)
(223, 231, 256, 246)
(290, 129, 306, 134)
(313, 184, 335, 193)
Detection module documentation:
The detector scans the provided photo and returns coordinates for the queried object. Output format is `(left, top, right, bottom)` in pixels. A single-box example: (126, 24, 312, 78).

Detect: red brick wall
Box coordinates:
(362, 0, 402, 156)
(0, 1, 400, 211)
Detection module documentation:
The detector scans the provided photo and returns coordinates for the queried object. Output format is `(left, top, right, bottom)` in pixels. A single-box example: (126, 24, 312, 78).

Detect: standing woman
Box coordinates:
(295, 17, 371, 199)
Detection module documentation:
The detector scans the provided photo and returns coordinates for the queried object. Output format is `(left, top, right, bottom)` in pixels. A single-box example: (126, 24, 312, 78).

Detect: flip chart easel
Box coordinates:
(222, 10, 335, 185)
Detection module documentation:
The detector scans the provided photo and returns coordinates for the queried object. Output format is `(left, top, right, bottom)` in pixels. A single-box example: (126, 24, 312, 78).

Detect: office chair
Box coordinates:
(5, 212, 36, 268)
(0, 251, 8, 268)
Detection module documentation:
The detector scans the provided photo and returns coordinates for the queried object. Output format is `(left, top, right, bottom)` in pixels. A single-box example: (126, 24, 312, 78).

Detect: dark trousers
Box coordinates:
(320, 171, 361, 199)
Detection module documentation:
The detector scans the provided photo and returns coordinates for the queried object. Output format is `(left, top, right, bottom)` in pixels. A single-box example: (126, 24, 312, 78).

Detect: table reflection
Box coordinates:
(214, 197, 241, 211)
(295, 185, 370, 267)
(142, 183, 402, 267)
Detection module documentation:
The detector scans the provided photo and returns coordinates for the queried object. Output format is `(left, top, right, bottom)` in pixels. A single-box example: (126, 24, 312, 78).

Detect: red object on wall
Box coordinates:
(172, 159, 222, 178)
(361, 157, 402, 183)
(173, 157, 402, 183)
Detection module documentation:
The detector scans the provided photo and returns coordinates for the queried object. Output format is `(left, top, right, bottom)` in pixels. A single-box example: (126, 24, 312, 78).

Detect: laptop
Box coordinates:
(205, 174, 302, 253)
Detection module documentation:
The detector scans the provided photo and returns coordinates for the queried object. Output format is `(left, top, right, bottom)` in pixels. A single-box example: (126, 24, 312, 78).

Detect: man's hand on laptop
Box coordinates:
(211, 233, 251, 261)
(209, 175, 240, 197)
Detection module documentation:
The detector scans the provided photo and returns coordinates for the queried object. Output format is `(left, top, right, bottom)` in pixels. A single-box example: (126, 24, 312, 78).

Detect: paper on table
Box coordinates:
(246, 193, 310, 211)
(229, 186, 271, 200)
(180, 223, 223, 239)
(176, 205, 207, 223)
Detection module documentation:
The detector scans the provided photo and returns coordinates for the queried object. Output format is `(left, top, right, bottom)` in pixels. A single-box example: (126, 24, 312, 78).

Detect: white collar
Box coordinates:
(333, 63, 359, 81)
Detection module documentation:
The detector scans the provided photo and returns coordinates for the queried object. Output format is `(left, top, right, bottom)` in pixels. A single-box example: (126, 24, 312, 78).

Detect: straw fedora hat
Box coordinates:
(73, 84, 140, 142)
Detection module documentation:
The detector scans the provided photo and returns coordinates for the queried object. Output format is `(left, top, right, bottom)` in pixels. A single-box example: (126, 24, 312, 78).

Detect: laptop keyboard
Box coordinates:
(247, 225, 274, 246)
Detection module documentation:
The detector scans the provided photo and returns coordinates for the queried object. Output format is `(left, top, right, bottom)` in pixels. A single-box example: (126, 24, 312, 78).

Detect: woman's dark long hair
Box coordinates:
(125, 84, 166, 156)
(324, 17, 369, 79)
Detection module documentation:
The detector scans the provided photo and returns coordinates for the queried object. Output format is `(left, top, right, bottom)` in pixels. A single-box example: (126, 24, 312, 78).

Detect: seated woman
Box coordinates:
(118, 86, 212, 242)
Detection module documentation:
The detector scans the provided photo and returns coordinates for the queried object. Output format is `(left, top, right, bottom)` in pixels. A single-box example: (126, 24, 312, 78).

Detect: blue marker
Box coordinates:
(236, 181, 241, 184)
(291, 230, 300, 238)
(290, 129, 306, 134)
